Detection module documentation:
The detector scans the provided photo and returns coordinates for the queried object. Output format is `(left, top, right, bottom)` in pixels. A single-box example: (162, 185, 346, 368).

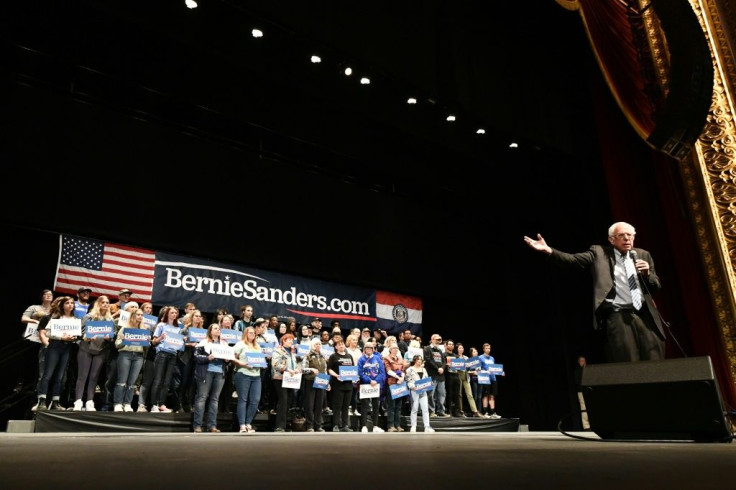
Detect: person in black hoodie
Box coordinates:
(423, 334, 449, 417)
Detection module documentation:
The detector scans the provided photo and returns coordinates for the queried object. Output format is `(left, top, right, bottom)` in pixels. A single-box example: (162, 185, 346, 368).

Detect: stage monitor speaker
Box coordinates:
(581, 356, 733, 442)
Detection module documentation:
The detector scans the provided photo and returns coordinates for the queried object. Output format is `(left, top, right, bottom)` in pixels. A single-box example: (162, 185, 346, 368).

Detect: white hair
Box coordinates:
(608, 222, 635, 237)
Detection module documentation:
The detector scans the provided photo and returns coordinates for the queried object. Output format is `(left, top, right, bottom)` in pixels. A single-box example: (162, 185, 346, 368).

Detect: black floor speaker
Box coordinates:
(581, 356, 733, 442)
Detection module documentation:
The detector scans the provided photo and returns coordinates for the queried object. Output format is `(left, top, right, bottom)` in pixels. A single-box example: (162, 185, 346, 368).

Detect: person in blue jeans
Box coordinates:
(192, 323, 229, 433)
(232, 326, 263, 433)
(33, 296, 80, 411)
(113, 306, 147, 412)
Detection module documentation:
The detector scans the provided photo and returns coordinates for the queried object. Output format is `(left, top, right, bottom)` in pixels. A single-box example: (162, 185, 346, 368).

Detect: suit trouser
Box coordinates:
(604, 309, 665, 362)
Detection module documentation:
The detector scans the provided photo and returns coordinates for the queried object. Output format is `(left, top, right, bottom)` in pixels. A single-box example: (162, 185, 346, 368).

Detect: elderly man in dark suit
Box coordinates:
(524, 221, 665, 362)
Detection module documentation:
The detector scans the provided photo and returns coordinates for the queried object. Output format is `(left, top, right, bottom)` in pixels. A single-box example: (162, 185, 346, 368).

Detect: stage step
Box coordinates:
(6, 420, 35, 433)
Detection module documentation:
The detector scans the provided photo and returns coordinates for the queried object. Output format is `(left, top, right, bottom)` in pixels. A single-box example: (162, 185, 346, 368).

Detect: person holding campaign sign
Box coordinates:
(73, 295, 114, 412)
(171, 309, 204, 414)
(149, 306, 185, 413)
(345, 334, 362, 416)
(33, 296, 81, 411)
(301, 337, 330, 432)
(113, 305, 148, 412)
(479, 343, 501, 419)
(192, 323, 231, 433)
(423, 334, 449, 418)
(271, 333, 301, 432)
(135, 302, 158, 412)
(444, 340, 463, 417)
(405, 355, 435, 433)
(357, 341, 386, 433)
(232, 326, 265, 434)
(455, 343, 482, 418)
(327, 335, 355, 432)
(21, 289, 53, 394)
(382, 344, 406, 432)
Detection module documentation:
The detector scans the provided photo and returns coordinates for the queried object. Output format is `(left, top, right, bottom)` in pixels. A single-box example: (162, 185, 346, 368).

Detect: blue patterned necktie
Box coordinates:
(623, 253, 642, 310)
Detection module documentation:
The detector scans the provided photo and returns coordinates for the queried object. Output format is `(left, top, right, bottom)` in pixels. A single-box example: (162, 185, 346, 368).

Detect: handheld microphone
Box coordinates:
(630, 250, 641, 277)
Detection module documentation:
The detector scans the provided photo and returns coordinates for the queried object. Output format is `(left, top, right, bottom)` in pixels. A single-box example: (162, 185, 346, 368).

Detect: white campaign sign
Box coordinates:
(49, 318, 82, 338)
(209, 343, 235, 360)
(281, 372, 302, 390)
(23, 323, 41, 343)
(359, 383, 380, 399)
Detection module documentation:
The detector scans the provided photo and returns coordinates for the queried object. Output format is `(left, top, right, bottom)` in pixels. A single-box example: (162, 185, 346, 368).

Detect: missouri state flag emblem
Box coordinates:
(375, 290, 422, 337)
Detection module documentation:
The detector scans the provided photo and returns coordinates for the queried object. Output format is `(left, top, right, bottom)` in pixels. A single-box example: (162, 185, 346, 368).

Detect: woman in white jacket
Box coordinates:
(405, 355, 435, 433)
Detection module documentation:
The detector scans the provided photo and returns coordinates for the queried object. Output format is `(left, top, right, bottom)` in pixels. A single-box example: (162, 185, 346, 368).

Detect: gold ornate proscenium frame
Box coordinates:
(687, 0, 736, 391)
(557, 0, 736, 396)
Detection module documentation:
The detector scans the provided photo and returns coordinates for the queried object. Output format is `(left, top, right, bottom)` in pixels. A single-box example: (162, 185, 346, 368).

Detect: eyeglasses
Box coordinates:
(612, 233, 635, 239)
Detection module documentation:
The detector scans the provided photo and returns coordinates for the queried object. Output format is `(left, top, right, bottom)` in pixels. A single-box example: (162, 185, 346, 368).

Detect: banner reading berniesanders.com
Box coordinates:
(152, 250, 422, 335)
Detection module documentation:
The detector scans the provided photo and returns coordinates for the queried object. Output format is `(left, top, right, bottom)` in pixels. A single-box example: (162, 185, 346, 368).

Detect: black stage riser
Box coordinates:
(32, 411, 519, 433)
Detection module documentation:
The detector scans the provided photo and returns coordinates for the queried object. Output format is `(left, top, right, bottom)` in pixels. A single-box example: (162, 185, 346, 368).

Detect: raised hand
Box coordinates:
(523, 233, 552, 254)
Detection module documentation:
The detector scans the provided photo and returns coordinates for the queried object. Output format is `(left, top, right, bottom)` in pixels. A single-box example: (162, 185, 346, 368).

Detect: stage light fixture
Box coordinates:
(446, 114, 456, 122)
(360, 77, 370, 85)
(252, 29, 263, 38)
(509, 142, 519, 148)
(407, 97, 417, 104)
(476, 128, 486, 134)
(311, 55, 322, 64)
(344, 67, 353, 76)
(185, 0, 197, 9)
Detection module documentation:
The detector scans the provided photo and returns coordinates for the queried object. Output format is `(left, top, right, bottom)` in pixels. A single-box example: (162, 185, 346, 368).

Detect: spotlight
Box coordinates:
(185, 0, 197, 8)
(311, 55, 322, 64)
(509, 142, 519, 148)
(252, 29, 263, 38)
(344, 67, 353, 76)
(446, 114, 456, 122)
(476, 128, 486, 134)
(360, 77, 370, 85)
(407, 97, 417, 104)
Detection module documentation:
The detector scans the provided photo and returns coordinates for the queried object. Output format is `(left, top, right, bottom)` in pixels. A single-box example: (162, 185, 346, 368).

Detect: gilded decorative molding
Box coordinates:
(682, 0, 736, 387)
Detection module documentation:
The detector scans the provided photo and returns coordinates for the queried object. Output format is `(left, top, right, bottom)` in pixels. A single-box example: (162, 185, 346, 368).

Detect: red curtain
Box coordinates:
(580, 0, 735, 406)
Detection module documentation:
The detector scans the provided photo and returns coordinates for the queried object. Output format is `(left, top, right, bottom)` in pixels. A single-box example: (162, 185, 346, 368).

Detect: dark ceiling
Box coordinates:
(2, 0, 612, 310)
(1, 0, 622, 428)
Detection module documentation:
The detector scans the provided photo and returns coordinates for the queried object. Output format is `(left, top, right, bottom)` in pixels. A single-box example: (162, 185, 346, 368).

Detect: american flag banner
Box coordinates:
(54, 235, 156, 301)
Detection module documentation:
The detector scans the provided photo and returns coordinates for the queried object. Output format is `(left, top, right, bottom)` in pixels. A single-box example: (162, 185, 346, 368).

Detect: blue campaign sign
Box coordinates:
(296, 343, 310, 357)
(313, 373, 330, 390)
(84, 320, 114, 339)
(246, 351, 267, 368)
(466, 356, 481, 370)
(162, 332, 185, 352)
(487, 363, 504, 374)
(450, 357, 466, 371)
(339, 365, 358, 382)
(389, 382, 409, 399)
(121, 328, 151, 347)
(188, 327, 207, 343)
(478, 372, 491, 385)
(321, 345, 335, 359)
(415, 377, 433, 394)
(258, 341, 275, 356)
(219, 328, 239, 345)
(142, 314, 158, 330)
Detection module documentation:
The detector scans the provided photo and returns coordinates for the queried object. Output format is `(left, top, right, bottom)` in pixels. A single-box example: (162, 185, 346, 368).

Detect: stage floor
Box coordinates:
(0, 431, 733, 489)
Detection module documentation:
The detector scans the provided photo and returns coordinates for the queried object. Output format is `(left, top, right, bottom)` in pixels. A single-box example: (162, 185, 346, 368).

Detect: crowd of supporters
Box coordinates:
(20, 287, 502, 432)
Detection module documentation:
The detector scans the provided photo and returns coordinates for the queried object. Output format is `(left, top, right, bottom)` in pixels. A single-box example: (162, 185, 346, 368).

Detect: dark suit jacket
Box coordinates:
(549, 245, 665, 340)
